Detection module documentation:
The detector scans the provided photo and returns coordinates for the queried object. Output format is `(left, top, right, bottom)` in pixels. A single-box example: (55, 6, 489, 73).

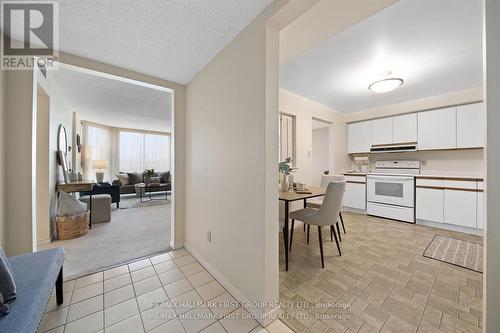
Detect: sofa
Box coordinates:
(113, 171, 171, 195)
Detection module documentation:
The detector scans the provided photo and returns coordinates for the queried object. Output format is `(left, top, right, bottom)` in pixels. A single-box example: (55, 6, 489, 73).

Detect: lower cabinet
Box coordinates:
(477, 191, 484, 229)
(344, 182, 366, 211)
(443, 189, 477, 228)
(416, 187, 443, 223)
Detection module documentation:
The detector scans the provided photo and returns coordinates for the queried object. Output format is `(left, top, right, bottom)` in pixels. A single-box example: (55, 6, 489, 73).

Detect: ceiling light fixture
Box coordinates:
(368, 77, 403, 93)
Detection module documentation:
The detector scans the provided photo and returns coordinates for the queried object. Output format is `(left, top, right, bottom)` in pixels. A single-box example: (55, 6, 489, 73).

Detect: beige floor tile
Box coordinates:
(171, 289, 204, 315)
(131, 266, 157, 283)
(105, 284, 136, 308)
(105, 298, 139, 327)
(181, 262, 206, 276)
(134, 275, 162, 296)
(45, 291, 72, 313)
(169, 248, 190, 259)
(154, 260, 179, 274)
(164, 278, 194, 299)
(128, 258, 152, 272)
(149, 318, 186, 333)
(196, 280, 226, 301)
(67, 295, 103, 323)
(380, 314, 415, 333)
(159, 269, 185, 286)
(104, 273, 132, 293)
(39, 326, 65, 333)
(267, 320, 294, 333)
(105, 314, 144, 333)
(206, 292, 240, 319)
(141, 303, 178, 331)
(104, 265, 129, 280)
(174, 255, 197, 267)
(219, 308, 259, 333)
(74, 272, 103, 290)
(136, 287, 169, 312)
(71, 282, 103, 304)
(64, 311, 104, 333)
(38, 307, 69, 332)
(250, 327, 269, 333)
(63, 280, 76, 292)
(200, 321, 228, 333)
(150, 252, 173, 265)
(179, 307, 217, 333)
(188, 270, 214, 288)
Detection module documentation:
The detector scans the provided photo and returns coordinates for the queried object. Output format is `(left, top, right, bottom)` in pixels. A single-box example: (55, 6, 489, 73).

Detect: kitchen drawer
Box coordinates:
(443, 180, 477, 190)
(416, 178, 444, 187)
(345, 175, 366, 183)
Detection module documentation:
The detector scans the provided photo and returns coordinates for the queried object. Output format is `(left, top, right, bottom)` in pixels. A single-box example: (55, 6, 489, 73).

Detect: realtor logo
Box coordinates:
(1, 1, 58, 70)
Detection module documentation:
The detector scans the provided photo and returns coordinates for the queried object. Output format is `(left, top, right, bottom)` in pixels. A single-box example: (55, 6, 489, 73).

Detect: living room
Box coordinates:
(36, 63, 174, 279)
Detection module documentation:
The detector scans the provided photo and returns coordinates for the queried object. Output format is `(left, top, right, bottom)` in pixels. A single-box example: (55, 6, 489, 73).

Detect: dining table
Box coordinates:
(279, 186, 326, 271)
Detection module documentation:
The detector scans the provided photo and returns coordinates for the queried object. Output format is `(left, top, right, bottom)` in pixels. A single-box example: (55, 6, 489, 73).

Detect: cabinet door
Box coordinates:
(416, 188, 444, 223)
(343, 182, 366, 210)
(393, 113, 417, 143)
(477, 191, 484, 229)
(444, 190, 477, 228)
(371, 118, 393, 145)
(457, 102, 485, 148)
(348, 121, 372, 153)
(418, 107, 456, 150)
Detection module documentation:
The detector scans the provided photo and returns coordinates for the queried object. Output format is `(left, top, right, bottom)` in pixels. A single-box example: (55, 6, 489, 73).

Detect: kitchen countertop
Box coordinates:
(342, 171, 484, 181)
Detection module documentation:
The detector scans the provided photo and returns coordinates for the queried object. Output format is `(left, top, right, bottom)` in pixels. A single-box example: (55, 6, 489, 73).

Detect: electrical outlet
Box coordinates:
(207, 231, 212, 243)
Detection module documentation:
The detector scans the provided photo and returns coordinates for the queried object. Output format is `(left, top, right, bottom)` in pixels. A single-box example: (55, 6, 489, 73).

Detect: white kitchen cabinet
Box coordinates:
(416, 187, 444, 223)
(344, 182, 366, 211)
(444, 189, 477, 228)
(371, 118, 393, 145)
(348, 121, 371, 154)
(393, 113, 417, 143)
(477, 192, 484, 229)
(418, 107, 456, 150)
(457, 102, 485, 148)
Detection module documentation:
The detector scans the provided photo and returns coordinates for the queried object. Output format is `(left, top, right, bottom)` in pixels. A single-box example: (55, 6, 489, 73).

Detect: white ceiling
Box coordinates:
(9, 0, 273, 84)
(280, 0, 483, 113)
(50, 65, 172, 132)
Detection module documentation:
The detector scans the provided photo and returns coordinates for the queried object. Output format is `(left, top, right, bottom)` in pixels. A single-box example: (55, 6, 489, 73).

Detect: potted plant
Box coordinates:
(279, 159, 291, 191)
(143, 168, 155, 186)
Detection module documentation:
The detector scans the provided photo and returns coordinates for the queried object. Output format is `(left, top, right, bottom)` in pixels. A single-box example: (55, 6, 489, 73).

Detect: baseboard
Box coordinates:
(342, 207, 366, 214)
(417, 219, 483, 236)
(184, 242, 280, 327)
(170, 240, 184, 250)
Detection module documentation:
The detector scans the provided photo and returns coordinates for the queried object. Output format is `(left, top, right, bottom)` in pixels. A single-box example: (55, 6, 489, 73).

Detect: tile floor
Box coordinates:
(279, 212, 483, 333)
(38, 248, 293, 333)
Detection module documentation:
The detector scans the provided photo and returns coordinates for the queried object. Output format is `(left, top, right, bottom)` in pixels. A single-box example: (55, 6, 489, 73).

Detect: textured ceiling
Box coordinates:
(50, 65, 172, 132)
(280, 0, 483, 113)
(50, 0, 272, 84)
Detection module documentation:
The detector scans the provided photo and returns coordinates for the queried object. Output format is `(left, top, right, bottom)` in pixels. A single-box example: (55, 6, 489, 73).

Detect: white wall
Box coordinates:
(279, 89, 350, 185)
(485, 0, 500, 330)
(185, 0, 288, 323)
(311, 127, 330, 186)
(0, 57, 5, 249)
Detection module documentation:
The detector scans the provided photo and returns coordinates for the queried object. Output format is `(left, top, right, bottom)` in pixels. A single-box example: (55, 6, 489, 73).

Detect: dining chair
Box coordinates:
(289, 181, 345, 268)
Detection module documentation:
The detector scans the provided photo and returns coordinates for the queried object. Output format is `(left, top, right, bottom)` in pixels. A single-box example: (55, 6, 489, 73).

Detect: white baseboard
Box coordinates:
(417, 219, 483, 236)
(184, 242, 279, 327)
(170, 240, 184, 250)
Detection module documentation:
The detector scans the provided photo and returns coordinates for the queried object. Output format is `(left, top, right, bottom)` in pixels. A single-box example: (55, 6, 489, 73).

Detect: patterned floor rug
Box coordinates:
(424, 234, 483, 272)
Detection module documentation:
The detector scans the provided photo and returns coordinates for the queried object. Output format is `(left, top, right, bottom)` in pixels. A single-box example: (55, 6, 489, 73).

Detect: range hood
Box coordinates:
(370, 142, 417, 153)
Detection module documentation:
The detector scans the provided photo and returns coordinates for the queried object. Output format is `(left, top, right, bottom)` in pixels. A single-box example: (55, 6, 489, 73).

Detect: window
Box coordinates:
(83, 124, 112, 181)
(279, 113, 295, 165)
(119, 131, 171, 173)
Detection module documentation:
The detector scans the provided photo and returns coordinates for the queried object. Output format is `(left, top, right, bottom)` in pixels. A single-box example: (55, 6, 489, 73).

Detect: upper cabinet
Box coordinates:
(456, 102, 485, 148)
(393, 113, 417, 143)
(348, 121, 371, 154)
(371, 118, 393, 145)
(418, 107, 456, 150)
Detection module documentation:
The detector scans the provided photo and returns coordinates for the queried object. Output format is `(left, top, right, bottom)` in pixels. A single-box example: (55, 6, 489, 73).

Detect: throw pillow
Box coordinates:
(149, 177, 161, 184)
(127, 172, 143, 185)
(116, 173, 130, 185)
(0, 292, 9, 316)
(56, 191, 87, 217)
(0, 248, 16, 303)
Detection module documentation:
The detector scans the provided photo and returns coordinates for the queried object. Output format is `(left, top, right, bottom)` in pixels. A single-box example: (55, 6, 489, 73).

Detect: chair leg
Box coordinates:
(307, 224, 310, 244)
(339, 212, 346, 234)
(289, 220, 295, 251)
(336, 221, 342, 242)
(332, 223, 342, 256)
(318, 226, 324, 268)
(56, 267, 63, 305)
(303, 223, 306, 232)
(330, 225, 333, 241)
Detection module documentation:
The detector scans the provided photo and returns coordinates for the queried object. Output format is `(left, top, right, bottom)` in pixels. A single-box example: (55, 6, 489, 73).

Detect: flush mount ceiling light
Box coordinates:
(368, 77, 404, 93)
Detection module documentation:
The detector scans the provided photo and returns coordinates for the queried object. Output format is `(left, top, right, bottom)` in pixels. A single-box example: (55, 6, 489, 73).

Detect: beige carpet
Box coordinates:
(39, 196, 171, 280)
(424, 234, 483, 272)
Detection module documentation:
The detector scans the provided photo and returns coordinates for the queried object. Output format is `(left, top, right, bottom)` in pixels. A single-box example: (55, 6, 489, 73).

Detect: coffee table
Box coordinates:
(136, 183, 170, 202)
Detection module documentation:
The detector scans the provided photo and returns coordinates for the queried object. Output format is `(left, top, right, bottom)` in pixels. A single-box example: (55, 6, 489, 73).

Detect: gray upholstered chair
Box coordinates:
(289, 181, 345, 268)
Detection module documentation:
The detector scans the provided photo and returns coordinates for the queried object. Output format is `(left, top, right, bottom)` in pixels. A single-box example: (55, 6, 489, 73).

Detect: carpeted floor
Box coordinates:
(39, 195, 171, 280)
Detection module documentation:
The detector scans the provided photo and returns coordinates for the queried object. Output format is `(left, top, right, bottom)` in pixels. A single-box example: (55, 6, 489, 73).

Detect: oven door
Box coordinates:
(367, 175, 414, 207)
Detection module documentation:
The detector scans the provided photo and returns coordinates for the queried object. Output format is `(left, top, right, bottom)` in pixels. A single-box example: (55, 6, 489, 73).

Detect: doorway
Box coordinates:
(311, 118, 332, 187)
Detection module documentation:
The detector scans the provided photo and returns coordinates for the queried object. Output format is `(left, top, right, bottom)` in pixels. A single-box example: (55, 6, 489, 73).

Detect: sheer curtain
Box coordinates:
(82, 122, 119, 181)
(119, 130, 171, 173)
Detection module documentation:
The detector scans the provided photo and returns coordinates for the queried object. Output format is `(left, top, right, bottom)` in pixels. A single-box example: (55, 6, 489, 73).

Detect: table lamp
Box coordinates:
(92, 160, 107, 183)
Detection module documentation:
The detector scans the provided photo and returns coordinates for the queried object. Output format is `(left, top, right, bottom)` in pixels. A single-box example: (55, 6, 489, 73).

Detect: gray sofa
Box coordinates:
(0, 248, 64, 333)
(113, 171, 172, 195)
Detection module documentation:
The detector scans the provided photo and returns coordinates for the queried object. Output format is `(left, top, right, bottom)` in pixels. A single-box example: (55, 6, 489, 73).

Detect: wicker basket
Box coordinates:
(56, 211, 89, 240)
